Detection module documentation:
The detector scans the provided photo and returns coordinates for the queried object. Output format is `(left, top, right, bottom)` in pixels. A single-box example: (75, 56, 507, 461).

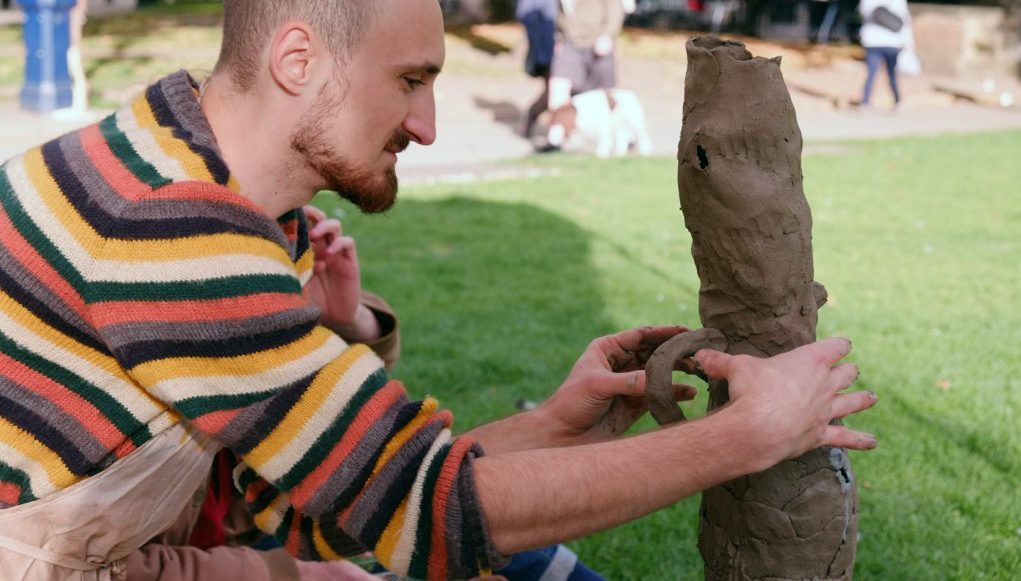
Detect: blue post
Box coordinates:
(19, 0, 77, 113)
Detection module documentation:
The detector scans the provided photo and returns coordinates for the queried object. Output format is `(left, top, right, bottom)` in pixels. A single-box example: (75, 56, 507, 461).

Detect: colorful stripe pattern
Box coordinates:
(0, 70, 494, 578)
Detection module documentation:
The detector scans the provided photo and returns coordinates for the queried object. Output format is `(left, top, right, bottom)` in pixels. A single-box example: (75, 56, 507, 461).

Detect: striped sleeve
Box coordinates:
(87, 182, 499, 578)
(235, 397, 500, 579)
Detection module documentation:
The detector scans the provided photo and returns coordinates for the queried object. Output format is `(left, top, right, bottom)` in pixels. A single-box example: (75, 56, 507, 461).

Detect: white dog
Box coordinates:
(546, 88, 653, 158)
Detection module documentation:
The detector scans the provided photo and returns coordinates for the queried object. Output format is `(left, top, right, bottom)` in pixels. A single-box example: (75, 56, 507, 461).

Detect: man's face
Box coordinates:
(290, 0, 445, 213)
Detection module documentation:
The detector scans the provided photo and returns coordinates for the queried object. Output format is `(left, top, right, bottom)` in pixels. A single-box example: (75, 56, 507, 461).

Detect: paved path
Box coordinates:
(3, 27, 1020, 183)
(395, 35, 1021, 182)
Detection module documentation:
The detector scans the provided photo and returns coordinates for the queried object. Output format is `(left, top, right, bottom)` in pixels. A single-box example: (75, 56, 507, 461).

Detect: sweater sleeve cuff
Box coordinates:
(461, 442, 510, 573)
(359, 291, 401, 370)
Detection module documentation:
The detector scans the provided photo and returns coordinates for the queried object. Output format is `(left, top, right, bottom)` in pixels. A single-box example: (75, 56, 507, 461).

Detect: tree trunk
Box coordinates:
(648, 36, 858, 579)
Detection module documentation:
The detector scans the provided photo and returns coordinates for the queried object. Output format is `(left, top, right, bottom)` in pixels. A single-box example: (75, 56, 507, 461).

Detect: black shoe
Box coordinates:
(535, 143, 561, 154)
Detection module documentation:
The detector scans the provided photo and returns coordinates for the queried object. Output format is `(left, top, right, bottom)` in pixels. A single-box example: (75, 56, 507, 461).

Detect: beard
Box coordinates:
(289, 85, 410, 214)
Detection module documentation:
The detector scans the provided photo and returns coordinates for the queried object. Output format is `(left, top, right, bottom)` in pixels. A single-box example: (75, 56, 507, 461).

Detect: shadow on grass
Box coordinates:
(315, 194, 615, 430)
(472, 96, 522, 133)
(82, 6, 220, 81)
(446, 25, 514, 56)
(85, 55, 153, 79)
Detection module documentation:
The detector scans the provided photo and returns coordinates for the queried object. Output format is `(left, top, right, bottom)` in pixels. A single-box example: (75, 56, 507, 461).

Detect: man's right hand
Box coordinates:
(695, 338, 878, 471)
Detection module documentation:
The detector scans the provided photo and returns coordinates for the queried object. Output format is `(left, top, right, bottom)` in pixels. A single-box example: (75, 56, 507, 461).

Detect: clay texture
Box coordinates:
(677, 36, 858, 579)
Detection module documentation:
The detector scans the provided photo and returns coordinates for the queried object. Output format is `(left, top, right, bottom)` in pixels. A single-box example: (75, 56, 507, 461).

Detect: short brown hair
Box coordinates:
(215, 0, 386, 91)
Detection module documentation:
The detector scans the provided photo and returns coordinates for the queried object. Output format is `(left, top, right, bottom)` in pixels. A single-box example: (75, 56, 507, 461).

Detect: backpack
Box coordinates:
(871, 6, 904, 32)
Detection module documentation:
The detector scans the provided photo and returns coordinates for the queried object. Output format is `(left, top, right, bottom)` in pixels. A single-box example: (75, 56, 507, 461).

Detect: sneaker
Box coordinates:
(535, 143, 561, 154)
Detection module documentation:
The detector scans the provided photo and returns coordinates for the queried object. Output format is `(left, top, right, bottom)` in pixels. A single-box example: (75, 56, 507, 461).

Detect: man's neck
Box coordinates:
(199, 75, 316, 218)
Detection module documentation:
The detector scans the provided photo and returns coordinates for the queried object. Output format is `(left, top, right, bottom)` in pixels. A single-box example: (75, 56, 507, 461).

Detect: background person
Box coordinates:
(542, 0, 626, 151)
(516, 0, 559, 139)
(547, 0, 625, 111)
(858, 0, 914, 109)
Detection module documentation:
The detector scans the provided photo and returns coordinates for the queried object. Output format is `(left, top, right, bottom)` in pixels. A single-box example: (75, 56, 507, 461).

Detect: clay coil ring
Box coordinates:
(644, 328, 728, 426)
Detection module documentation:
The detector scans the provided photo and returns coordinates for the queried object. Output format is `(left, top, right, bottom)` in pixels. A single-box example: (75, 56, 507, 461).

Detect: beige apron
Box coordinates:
(0, 423, 221, 581)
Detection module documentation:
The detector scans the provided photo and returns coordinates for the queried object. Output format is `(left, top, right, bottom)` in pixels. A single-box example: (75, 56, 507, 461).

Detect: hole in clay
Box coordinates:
(696, 145, 709, 170)
(836, 465, 853, 492)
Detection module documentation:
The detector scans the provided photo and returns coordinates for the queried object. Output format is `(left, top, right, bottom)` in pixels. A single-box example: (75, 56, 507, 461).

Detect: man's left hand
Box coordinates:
(302, 206, 379, 342)
(537, 326, 698, 446)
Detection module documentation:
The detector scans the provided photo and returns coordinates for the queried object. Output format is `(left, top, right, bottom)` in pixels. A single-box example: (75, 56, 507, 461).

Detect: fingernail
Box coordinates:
(626, 372, 638, 390)
(867, 437, 878, 449)
(869, 391, 878, 402)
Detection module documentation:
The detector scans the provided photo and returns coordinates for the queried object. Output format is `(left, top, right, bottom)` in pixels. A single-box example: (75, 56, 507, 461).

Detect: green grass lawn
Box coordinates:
(313, 129, 1021, 579)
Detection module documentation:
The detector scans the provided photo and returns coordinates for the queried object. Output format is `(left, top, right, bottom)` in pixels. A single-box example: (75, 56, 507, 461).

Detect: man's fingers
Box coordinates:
(693, 349, 731, 380)
(697, 338, 851, 380)
(830, 390, 878, 420)
(599, 326, 687, 356)
(823, 425, 877, 450)
(596, 370, 696, 404)
(580, 369, 646, 398)
(328, 235, 355, 256)
(620, 370, 645, 396)
(809, 337, 853, 366)
(309, 218, 342, 241)
(827, 362, 860, 393)
(303, 205, 326, 225)
(634, 325, 690, 346)
(597, 326, 689, 372)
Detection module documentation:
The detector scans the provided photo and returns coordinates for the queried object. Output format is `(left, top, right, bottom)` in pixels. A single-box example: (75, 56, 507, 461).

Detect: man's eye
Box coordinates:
(403, 77, 425, 89)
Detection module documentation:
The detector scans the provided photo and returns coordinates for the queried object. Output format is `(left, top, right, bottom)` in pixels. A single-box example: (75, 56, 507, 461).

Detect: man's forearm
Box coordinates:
(464, 407, 565, 456)
(126, 544, 290, 581)
(473, 406, 768, 555)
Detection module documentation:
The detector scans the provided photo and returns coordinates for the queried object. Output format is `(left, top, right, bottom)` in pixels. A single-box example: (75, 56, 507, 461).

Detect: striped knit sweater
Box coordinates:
(0, 70, 497, 579)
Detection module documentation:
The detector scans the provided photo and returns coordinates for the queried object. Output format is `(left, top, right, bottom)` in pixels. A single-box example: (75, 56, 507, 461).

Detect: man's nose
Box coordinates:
(402, 91, 436, 146)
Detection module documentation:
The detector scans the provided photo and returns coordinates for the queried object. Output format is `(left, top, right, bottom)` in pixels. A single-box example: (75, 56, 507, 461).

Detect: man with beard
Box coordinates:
(0, 1, 878, 580)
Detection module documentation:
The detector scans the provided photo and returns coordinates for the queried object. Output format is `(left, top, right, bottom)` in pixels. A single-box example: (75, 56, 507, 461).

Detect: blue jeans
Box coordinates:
(367, 544, 605, 580)
(497, 544, 606, 581)
(862, 46, 901, 106)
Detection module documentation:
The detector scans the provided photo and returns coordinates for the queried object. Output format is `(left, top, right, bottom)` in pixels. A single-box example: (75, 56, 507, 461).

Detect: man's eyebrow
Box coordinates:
(399, 62, 443, 75)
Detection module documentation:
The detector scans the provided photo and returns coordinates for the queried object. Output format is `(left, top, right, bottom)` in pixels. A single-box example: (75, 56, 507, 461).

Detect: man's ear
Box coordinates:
(268, 22, 317, 96)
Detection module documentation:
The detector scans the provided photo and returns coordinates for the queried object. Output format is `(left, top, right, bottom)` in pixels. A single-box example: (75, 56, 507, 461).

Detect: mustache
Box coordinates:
(386, 130, 412, 153)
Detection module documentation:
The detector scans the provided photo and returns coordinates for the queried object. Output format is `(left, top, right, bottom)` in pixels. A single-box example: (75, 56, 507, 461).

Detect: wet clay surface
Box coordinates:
(677, 36, 858, 579)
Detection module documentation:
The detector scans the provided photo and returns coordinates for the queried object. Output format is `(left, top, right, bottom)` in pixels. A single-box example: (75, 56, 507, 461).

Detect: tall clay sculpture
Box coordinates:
(644, 37, 858, 579)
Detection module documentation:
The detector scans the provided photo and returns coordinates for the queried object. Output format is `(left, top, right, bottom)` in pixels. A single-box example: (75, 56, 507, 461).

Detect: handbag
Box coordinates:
(871, 6, 904, 33)
(897, 48, 922, 76)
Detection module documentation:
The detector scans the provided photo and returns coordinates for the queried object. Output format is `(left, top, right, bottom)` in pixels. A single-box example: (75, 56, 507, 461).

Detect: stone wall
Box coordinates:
(911, 3, 1017, 76)
(86, 0, 138, 17)
(442, 0, 491, 24)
